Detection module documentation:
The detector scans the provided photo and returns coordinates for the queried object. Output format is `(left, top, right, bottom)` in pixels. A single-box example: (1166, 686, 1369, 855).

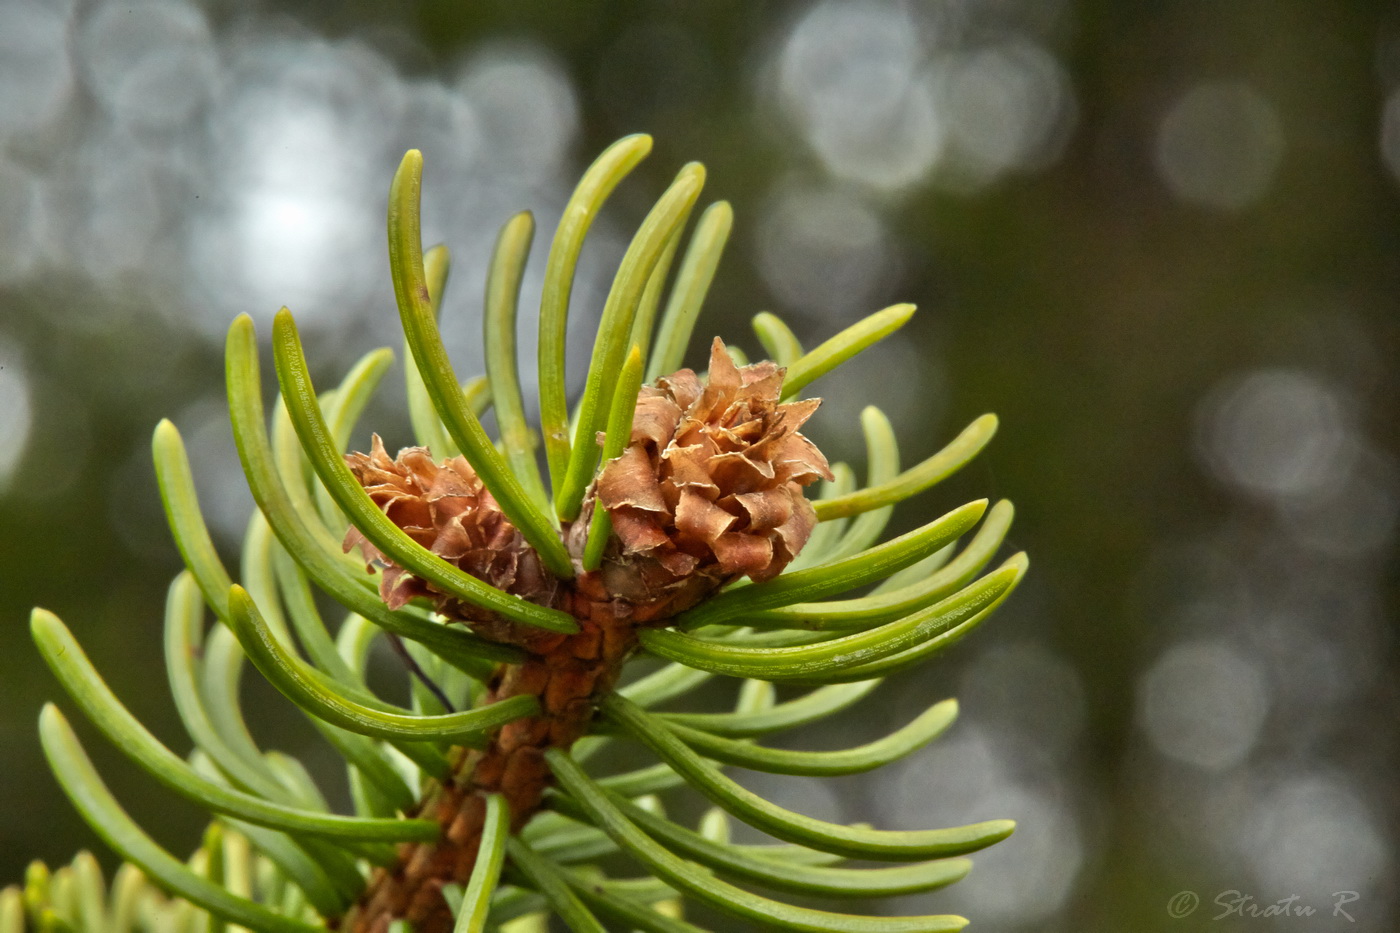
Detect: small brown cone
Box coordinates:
(343, 435, 563, 650)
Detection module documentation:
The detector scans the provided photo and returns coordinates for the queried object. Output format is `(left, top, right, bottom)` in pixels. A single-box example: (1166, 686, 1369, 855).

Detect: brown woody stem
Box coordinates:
(340, 575, 635, 933)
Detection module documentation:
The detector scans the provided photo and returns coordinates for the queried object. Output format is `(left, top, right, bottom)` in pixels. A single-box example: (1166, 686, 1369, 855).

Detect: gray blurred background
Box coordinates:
(2, 1, 1397, 930)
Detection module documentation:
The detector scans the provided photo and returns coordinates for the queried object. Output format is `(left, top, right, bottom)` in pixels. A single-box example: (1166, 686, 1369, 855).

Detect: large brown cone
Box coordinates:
(586, 337, 834, 621)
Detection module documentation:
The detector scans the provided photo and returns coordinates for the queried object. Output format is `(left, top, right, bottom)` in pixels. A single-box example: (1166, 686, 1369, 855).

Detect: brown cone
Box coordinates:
(585, 337, 834, 620)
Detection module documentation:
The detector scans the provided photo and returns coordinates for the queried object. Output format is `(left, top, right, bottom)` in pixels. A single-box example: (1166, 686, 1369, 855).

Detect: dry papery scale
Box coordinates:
(10, 136, 1028, 933)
